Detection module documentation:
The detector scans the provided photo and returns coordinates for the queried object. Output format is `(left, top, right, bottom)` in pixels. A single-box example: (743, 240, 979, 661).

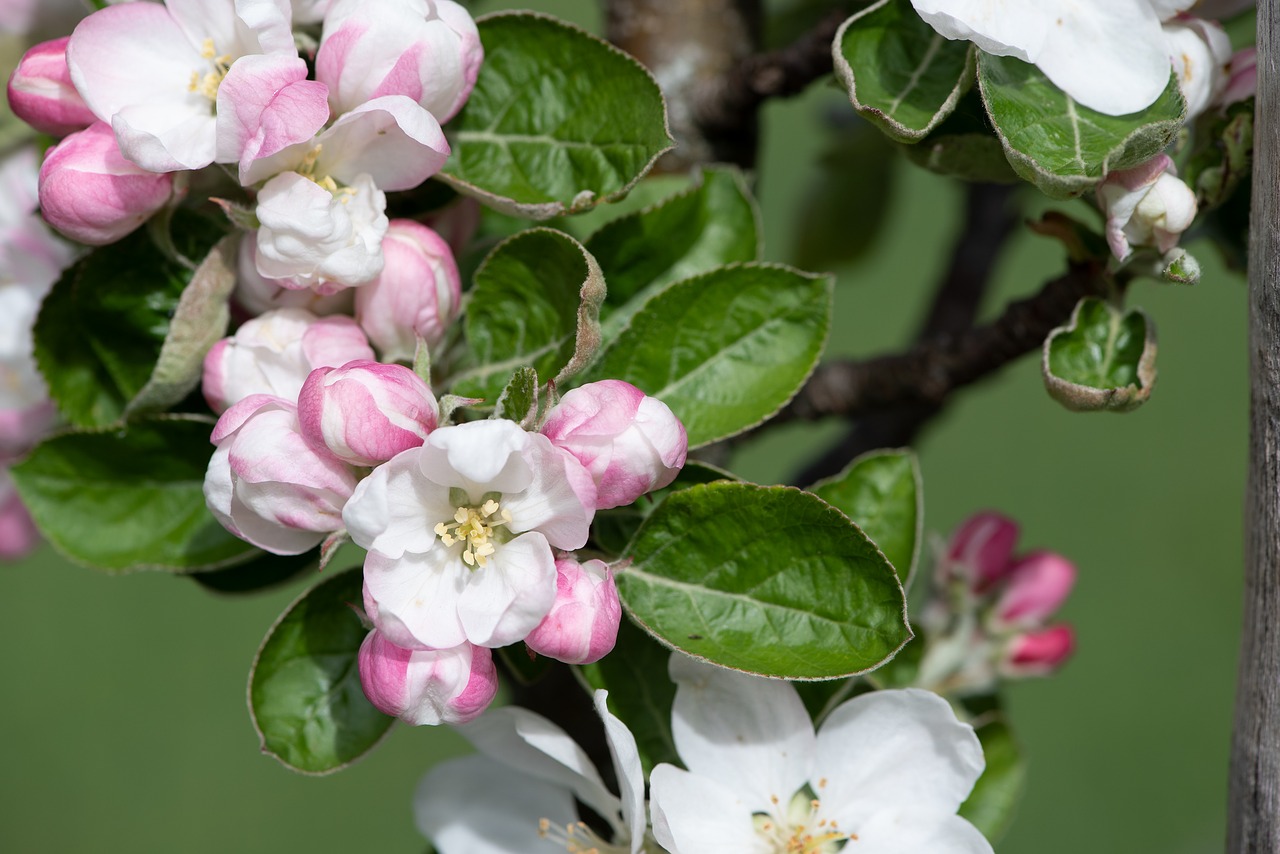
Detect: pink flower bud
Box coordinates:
(1097, 154, 1198, 262)
(354, 220, 461, 362)
(202, 308, 375, 413)
(298, 360, 439, 466)
(1001, 625, 1076, 678)
(524, 558, 621, 665)
(204, 395, 358, 555)
(1221, 46, 1257, 106)
(944, 512, 1018, 590)
(37, 122, 173, 246)
(358, 629, 498, 726)
(541, 380, 688, 510)
(317, 0, 482, 122)
(993, 550, 1077, 628)
(7, 37, 96, 137)
(0, 470, 39, 560)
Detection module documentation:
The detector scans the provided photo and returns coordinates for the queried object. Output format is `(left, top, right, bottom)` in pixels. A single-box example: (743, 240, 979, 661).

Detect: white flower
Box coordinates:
(649, 657, 992, 854)
(343, 419, 596, 650)
(414, 690, 647, 854)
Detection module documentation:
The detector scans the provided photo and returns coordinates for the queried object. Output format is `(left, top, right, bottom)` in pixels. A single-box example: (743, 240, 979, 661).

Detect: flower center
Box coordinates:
(434, 498, 513, 568)
(538, 818, 630, 854)
(188, 38, 232, 102)
(753, 789, 856, 853)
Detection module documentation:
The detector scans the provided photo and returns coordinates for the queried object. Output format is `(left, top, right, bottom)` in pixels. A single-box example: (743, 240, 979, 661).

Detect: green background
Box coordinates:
(0, 2, 1243, 851)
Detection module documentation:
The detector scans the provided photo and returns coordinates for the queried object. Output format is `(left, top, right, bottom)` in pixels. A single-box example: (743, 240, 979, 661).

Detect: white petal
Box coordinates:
(500, 435, 595, 550)
(419, 420, 534, 500)
(459, 706, 621, 826)
(850, 811, 994, 854)
(668, 655, 814, 811)
(343, 447, 452, 558)
(314, 95, 448, 192)
(363, 548, 469, 650)
(594, 690, 647, 852)
(649, 764, 769, 854)
(812, 689, 985, 829)
(457, 532, 557, 647)
(414, 755, 573, 854)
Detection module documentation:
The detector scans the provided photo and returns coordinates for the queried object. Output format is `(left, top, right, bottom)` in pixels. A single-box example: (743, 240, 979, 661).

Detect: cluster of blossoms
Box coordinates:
(8, 0, 478, 292)
(201, 302, 688, 725)
(416, 655, 994, 854)
(0, 146, 77, 561)
(915, 512, 1077, 696)
(912, 0, 1256, 263)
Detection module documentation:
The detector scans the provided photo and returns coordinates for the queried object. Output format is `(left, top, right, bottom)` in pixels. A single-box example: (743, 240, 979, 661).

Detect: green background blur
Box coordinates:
(0, 2, 1245, 851)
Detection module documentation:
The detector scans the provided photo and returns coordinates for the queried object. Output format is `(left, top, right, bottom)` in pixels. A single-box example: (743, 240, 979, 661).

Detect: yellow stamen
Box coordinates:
(434, 499, 514, 568)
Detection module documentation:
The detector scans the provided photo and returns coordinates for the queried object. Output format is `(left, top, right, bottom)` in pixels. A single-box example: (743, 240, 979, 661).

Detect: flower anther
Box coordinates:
(189, 38, 233, 102)
(753, 788, 854, 853)
(434, 495, 514, 568)
(537, 817, 630, 854)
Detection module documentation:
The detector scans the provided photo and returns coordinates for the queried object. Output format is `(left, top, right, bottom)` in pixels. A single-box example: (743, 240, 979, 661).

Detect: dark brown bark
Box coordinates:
(1228, 0, 1280, 848)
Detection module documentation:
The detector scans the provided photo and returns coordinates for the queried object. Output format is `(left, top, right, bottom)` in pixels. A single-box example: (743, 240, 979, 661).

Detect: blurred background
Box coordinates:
(0, 1, 1244, 851)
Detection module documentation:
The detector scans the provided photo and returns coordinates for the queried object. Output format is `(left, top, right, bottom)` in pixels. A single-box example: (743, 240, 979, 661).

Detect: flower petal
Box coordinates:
(649, 764, 769, 854)
(500, 435, 595, 550)
(594, 690, 647, 852)
(848, 811, 994, 854)
(363, 548, 469, 650)
(668, 655, 814, 811)
(314, 95, 448, 191)
(418, 419, 534, 500)
(457, 531, 557, 648)
(343, 446, 453, 558)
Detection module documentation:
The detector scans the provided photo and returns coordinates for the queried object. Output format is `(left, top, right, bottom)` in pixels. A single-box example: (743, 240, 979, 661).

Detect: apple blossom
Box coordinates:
(202, 307, 375, 413)
(204, 394, 358, 555)
(343, 419, 596, 650)
(7, 37, 97, 137)
(232, 237, 355, 317)
(1097, 154, 1198, 262)
(38, 122, 175, 246)
(416, 690, 647, 853)
(358, 629, 498, 726)
(0, 469, 39, 560)
(1165, 17, 1232, 119)
(297, 360, 439, 466)
(66, 0, 297, 172)
(354, 219, 461, 361)
(649, 656, 992, 854)
(541, 380, 688, 510)
(524, 558, 622, 665)
(317, 0, 483, 123)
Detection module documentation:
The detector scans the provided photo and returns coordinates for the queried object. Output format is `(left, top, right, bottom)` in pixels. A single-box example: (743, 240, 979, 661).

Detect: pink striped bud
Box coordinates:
(202, 308, 375, 413)
(298, 360, 439, 466)
(37, 122, 173, 246)
(317, 0, 482, 122)
(358, 629, 498, 726)
(204, 395, 358, 555)
(0, 470, 39, 560)
(1001, 626, 1076, 678)
(525, 558, 621, 665)
(993, 550, 1077, 628)
(944, 512, 1018, 590)
(354, 220, 461, 361)
(541, 380, 688, 510)
(7, 37, 96, 137)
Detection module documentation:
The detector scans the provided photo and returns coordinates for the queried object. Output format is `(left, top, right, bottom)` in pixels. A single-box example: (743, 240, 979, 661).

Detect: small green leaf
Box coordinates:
(1043, 297, 1157, 412)
(494, 366, 539, 425)
(33, 213, 224, 428)
(586, 165, 761, 318)
(960, 715, 1027, 842)
(978, 54, 1185, 197)
(810, 449, 921, 583)
(1161, 248, 1201, 285)
(834, 0, 975, 142)
(439, 12, 674, 219)
(590, 461, 735, 556)
(618, 482, 911, 679)
(450, 228, 605, 401)
(249, 568, 392, 775)
(581, 264, 832, 449)
(577, 617, 679, 775)
(10, 416, 255, 572)
(124, 233, 239, 417)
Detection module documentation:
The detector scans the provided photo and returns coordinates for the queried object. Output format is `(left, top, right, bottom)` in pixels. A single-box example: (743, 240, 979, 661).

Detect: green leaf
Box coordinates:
(450, 228, 605, 401)
(1161, 248, 1201, 285)
(618, 482, 911, 679)
(586, 165, 761, 317)
(577, 617, 680, 775)
(1185, 100, 1253, 211)
(834, 0, 975, 142)
(124, 233, 239, 417)
(1043, 297, 1157, 412)
(10, 416, 255, 572)
(590, 460, 735, 556)
(439, 12, 674, 219)
(810, 449, 921, 582)
(581, 264, 832, 449)
(900, 93, 1019, 184)
(960, 715, 1027, 842)
(249, 568, 393, 775)
(978, 54, 1185, 197)
(494, 366, 539, 426)
(33, 213, 224, 428)
(190, 550, 319, 595)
